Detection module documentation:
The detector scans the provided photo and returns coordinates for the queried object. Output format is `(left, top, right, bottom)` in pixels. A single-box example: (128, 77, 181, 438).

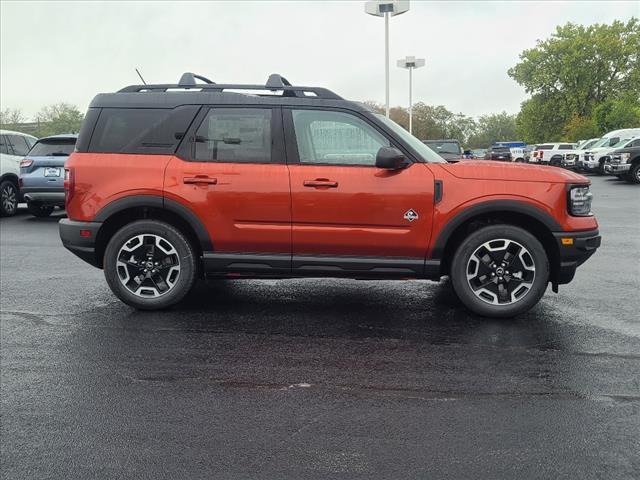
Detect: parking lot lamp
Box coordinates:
(365, 1, 410, 117)
(397, 56, 425, 134)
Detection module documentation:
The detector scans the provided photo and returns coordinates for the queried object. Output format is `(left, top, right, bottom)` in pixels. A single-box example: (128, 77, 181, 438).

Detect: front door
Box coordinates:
(164, 106, 291, 273)
(285, 108, 434, 275)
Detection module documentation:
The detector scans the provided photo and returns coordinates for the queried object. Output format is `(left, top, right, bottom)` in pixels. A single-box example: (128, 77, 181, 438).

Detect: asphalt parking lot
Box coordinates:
(1, 174, 639, 479)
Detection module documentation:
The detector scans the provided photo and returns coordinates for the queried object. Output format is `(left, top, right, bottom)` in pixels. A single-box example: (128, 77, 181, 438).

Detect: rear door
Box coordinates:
(164, 106, 292, 273)
(284, 108, 434, 276)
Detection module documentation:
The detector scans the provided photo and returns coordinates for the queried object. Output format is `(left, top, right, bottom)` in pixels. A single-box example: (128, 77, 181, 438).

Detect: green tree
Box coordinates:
(510, 18, 640, 141)
(592, 94, 640, 133)
(562, 114, 599, 142)
(467, 112, 517, 148)
(34, 103, 84, 137)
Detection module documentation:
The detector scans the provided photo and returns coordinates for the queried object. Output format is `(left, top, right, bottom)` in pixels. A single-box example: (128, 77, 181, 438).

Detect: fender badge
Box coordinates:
(404, 209, 419, 222)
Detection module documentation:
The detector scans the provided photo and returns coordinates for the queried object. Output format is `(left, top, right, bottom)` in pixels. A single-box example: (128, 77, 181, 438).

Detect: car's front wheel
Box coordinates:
(450, 225, 549, 318)
(627, 163, 640, 184)
(103, 220, 197, 310)
(0, 180, 19, 217)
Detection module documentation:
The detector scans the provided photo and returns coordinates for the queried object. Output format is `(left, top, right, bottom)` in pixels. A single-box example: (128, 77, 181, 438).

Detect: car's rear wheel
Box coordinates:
(0, 180, 19, 217)
(27, 202, 55, 217)
(450, 225, 549, 318)
(104, 220, 197, 310)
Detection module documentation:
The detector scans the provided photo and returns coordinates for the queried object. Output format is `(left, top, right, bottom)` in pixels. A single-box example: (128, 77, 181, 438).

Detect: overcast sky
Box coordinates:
(1, 0, 638, 119)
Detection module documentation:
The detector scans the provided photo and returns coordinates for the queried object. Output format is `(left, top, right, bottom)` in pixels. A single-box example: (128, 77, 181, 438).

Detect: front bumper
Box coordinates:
(59, 219, 103, 267)
(552, 229, 601, 285)
(604, 163, 630, 174)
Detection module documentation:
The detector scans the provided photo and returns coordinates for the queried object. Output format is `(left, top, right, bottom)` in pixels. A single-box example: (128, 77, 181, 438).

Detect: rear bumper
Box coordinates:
(59, 219, 103, 267)
(22, 188, 65, 206)
(552, 229, 601, 284)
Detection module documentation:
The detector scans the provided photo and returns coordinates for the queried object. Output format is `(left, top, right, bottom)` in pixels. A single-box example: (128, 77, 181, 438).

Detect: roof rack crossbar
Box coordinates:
(117, 83, 342, 100)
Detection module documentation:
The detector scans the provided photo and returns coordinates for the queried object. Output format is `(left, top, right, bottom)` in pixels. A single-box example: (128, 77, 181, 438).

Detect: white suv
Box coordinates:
(529, 143, 576, 166)
(1, 129, 38, 216)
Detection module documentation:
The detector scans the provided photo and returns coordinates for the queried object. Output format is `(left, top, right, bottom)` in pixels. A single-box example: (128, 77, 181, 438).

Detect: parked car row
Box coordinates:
(0, 129, 77, 217)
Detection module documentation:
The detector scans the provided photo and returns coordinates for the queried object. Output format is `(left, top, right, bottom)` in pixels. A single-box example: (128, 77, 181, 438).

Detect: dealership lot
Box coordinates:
(1, 174, 639, 478)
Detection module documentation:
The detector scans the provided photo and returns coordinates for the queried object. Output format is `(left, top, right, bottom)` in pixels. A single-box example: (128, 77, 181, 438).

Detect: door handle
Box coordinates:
(303, 179, 338, 188)
(183, 176, 217, 185)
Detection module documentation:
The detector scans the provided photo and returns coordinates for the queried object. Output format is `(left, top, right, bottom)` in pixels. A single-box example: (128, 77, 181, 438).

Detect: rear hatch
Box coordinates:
(20, 137, 77, 187)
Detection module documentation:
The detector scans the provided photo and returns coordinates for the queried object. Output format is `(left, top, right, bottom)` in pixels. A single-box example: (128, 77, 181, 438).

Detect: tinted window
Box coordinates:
(559, 144, 574, 150)
(292, 109, 389, 166)
(631, 139, 640, 147)
(0, 136, 9, 155)
(538, 145, 554, 150)
(608, 137, 620, 146)
(6, 134, 31, 156)
(29, 138, 76, 156)
(424, 141, 461, 154)
(89, 106, 198, 154)
(194, 108, 271, 163)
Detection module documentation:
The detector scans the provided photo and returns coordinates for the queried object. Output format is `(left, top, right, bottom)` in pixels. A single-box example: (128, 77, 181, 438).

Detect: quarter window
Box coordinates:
(89, 106, 198, 154)
(194, 108, 272, 163)
(0, 136, 9, 155)
(6, 135, 30, 156)
(291, 109, 390, 166)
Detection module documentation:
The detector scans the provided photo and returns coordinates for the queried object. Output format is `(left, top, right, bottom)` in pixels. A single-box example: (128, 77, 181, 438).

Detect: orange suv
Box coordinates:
(59, 73, 601, 317)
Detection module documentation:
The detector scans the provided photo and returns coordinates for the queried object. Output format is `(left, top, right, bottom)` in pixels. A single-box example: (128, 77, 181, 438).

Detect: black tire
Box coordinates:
(627, 163, 640, 184)
(27, 202, 54, 217)
(103, 220, 197, 310)
(0, 179, 19, 217)
(450, 225, 549, 318)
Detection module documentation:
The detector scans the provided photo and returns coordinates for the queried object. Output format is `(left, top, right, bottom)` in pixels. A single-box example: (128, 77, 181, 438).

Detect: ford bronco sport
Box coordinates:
(59, 73, 601, 317)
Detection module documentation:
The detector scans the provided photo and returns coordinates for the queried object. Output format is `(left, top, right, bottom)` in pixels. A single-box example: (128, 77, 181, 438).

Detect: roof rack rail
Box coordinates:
(117, 72, 343, 100)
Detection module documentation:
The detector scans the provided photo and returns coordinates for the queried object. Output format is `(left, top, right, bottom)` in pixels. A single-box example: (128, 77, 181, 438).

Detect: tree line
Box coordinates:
(0, 104, 84, 138)
(1, 18, 637, 147)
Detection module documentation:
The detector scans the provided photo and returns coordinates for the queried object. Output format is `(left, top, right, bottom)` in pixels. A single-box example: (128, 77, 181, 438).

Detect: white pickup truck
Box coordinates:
(529, 143, 576, 166)
(581, 135, 640, 173)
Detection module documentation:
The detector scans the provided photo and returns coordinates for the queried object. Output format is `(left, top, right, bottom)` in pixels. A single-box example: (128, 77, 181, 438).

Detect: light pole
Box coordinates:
(397, 56, 425, 134)
(365, 1, 410, 118)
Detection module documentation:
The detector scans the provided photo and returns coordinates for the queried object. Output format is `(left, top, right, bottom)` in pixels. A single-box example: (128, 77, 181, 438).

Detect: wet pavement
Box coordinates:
(1, 175, 639, 479)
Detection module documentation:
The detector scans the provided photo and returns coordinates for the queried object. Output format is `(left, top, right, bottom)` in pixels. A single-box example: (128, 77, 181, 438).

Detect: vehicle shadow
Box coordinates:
(118, 278, 569, 351)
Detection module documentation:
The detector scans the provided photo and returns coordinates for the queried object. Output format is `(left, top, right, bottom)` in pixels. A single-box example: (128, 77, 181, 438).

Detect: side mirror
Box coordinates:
(376, 147, 407, 169)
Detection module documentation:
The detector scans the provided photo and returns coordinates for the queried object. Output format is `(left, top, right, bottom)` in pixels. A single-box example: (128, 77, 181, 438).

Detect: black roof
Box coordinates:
(89, 72, 370, 113)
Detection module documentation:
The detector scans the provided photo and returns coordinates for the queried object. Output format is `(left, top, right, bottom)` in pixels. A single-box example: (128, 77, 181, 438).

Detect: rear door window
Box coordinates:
(558, 144, 574, 150)
(193, 108, 272, 163)
(88, 106, 199, 154)
(538, 145, 554, 150)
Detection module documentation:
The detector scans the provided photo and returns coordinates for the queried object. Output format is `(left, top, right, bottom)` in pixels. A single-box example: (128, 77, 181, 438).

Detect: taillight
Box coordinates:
(64, 167, 74, 207)
(19, 158, 33, 168)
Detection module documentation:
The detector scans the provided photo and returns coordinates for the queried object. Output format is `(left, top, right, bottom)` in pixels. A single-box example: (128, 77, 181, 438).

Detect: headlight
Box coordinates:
(568, 185, 593, 217)
(621, 153, 631, 164)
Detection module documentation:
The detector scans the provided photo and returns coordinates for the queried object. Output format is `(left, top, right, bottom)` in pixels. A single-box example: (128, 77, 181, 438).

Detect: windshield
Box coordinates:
(375, 114, 446, 163)
(591, 137, 614, 149)
(580, 139, 598, 150)
(423, 141, 461, 154)
(611, 138, 632, 149)
(28, 139, 76, 156)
